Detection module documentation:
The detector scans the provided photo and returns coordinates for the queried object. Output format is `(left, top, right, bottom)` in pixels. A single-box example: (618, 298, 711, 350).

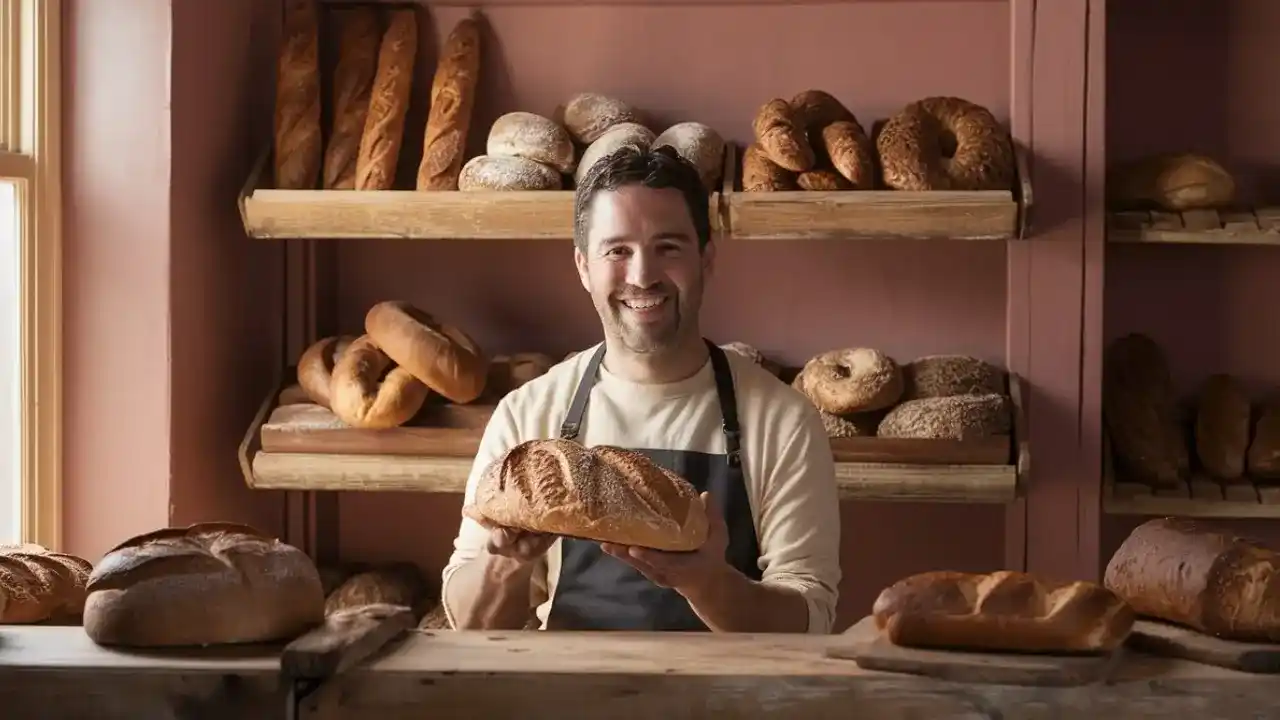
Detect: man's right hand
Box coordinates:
(485, 526, 555, 563)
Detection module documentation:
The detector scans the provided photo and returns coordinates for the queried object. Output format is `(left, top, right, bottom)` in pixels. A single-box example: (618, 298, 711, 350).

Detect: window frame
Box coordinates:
(0, 0, 62, 549)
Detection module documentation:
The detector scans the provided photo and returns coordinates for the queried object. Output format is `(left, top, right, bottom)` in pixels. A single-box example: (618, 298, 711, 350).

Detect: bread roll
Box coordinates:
(874, 570, 1135, 653)
(0, 544, 93, 624)
(877, 394, 1011, 440)
(487, 112, 576, 174)
(1104, 518, 1280, 642)
(324, 562, 431, 618)
(321, 7, 380, 189)
(741, 143, 797, 192)
(84, 523, 325, 647)
(458, 155, 562, 191)
(364, 300, 489, 404)
(1107, 153, 1236, 212)
(576, 122, 655, 186)
(821, 121, 875, 190)
(297, 335, 356, 408)
(355, 9, 418, 190)
(796, 348, 903, 415)
(562, 92, 643, 145)
(329, 334, 429, 429)
(1248, 403, 1280, 479)
(1103, 333, 1188, 487)
(797, 169, 851, 191)
(751, 98, 814, 172)
(902, 355, 1006, 400)
(273, 0, 322, 189)
(417, 14, 482, 191)
(464, 439, 708, 551)
(653, 122, 725, 190)
(1194, 374, 1251, 481)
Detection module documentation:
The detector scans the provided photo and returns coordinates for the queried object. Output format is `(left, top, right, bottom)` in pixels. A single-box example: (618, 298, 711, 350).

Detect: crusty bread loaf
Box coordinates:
(1107, 153, 1236, 212)
(463, 438, 708, 551)
(877, 394, 1010, 440)
(751, 99, 814, 172)
(458, 155, 562, 191)
(821, 121, 875, 190)
(416, 14, 481, 191)
(1104, 517, 1280, 642)
(0, 544, 93, 624)
(1248, 402, 1280, 479)
(364, 300, 489, 405)
(576, 122, 655, 185)
(1103, 333, 1188, 487)
(903, 355, 1006, 400)
(324, 562, 430, 618)
(328, 334, 429, 429)
(1195, 374, 1251, 481)
(653, 122, 725, 190)
(321, 7, 380, 189)
(741, 143, 797, 192)
(83, 522, 324, 647)
(797, 169, 851, 191)
(562, 92, 643, 145)
(874, 570, 1135, 653)
(487, 112, 576, 174)
(273, 0, 322, 190)
(355, 9, 418, 191)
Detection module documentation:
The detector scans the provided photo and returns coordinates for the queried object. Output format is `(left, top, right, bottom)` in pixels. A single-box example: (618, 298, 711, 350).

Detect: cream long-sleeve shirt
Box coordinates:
(440, 345, 842, 633)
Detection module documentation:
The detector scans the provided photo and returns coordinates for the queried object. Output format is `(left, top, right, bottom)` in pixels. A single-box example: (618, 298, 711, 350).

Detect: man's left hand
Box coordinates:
(600, 491, 730, 597)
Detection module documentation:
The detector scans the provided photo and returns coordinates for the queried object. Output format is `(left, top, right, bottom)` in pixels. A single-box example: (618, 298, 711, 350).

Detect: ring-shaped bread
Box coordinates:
(364, 301, 489, 404)
(329, 335, 429, 428)
(877, 96, 1015, 191)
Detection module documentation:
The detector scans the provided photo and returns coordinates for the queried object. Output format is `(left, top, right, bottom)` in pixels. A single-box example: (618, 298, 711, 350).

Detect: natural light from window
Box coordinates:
(0, 181, 17, 544)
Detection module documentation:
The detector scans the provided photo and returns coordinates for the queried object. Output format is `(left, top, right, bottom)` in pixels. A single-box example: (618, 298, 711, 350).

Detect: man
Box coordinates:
(439, 145, 841, 633)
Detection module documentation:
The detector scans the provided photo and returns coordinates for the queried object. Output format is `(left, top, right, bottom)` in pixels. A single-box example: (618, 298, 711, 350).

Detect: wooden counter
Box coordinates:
(1, 621, 1274, 719)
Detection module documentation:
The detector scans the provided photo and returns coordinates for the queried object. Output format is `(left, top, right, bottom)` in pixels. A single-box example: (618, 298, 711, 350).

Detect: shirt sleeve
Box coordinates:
(754, 407, 843, 634)
(439, 396, 548, 629)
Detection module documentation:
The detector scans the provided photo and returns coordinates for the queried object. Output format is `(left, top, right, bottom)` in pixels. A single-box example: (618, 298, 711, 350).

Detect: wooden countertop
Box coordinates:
(1, 621, 1274, 719)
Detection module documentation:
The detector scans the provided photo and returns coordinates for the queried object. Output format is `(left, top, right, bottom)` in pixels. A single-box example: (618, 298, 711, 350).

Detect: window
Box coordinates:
(0, 0, 62, 548)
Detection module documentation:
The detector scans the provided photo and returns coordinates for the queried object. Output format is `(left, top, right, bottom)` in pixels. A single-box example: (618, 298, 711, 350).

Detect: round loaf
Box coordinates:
(364, 300, 489, 404)
(903, 355, 1006, 400)
(878, 394, 1011, 440)
(797, 348, 904, 414)
(463, 438, 708, 552)
(877, 96, 1015, 191)
(1107, 153, 1236, 212)
(297, 335, 356, 408)
(83, 522, 324, 647)
(576, 122, 655, 185)
(324, 562, 430, 617)
(329, 334, 429, 428)
(458, 155, 562, 191)
(653, 121, 725, 190)
(562, 92, 643, 145)
(0, 544, 93, 624)
(486, 112, 576, 174)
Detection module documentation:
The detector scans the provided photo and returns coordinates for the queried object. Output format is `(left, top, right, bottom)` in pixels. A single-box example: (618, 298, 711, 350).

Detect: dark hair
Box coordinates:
(572, 145, 711, 252)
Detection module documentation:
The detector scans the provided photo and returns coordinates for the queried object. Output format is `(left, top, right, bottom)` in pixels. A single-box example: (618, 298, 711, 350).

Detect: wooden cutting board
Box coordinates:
(1126, 619, 1280, 673)
(826, 617, 1122, 687)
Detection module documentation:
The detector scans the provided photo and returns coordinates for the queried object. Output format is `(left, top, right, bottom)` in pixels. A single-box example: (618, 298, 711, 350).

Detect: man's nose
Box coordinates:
(625, 249, 661, 288)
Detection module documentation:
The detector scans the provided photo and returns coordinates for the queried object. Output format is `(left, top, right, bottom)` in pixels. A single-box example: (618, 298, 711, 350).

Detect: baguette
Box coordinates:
(273, 0, 322, 189)
(355, 9, 418, 191)
(322, 7, 381, 189)
(0, 544, 93, 624)
(416, 14, 482, 191)
(873, 570, 1134, 653)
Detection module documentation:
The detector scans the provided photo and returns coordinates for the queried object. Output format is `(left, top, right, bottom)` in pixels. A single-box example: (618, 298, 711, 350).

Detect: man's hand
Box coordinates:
(475, 518, 556, 564)
(600, 492, 729, 597)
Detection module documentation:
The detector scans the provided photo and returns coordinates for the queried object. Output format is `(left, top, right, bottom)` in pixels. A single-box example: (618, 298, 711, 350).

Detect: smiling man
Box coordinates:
(440, 145, 842, 634)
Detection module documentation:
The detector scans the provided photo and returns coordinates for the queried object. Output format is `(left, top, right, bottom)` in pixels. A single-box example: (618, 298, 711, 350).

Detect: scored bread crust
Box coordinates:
(0, 544, 93, 624)
(463, 439, 709, 552)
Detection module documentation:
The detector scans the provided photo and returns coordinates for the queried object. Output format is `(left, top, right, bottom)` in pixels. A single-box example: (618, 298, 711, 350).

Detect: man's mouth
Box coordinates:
(620, 296, 667, 311)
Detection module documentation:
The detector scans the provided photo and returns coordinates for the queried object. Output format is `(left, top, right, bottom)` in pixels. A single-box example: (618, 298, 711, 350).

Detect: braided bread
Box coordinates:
(0, 543, 93, 624)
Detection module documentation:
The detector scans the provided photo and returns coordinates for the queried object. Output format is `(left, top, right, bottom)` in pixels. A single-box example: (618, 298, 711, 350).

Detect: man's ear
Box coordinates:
(574, 246, 590, 293)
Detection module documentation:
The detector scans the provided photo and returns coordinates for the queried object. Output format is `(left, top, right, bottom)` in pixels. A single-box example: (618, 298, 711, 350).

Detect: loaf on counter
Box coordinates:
(873, 570, 1135, 653)
(1104, 517, 1280, 642)
(0, 544, 93, 624)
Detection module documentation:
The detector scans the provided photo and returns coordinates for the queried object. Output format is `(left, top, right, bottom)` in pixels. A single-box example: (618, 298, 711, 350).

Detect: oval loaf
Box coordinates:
(653, 122, 725, 190)
(563, 92, 643, 144)
(459, 155, 563, 191)
(878, 394, 1011, 440)
(487, 111, 576, 174)
(576, 122, 655, 185)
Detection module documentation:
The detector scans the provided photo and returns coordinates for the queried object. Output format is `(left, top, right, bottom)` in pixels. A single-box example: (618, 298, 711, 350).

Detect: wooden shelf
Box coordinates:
(236, 147, 725, 241)
(239, 370, 1027, 503)
(721, 141, 1031, 241)
(1107, 207, 1280, 245)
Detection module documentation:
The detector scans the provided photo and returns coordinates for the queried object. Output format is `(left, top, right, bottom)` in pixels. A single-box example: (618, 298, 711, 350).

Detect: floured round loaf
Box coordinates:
(878, 394, 1011, 440)
(487, 111, 576, 174)
(576, 122, 655, 185)
(653, 121, 725, 190)
(458, 155, 562, 191)
(562, 92, 643, 145)
(903, 355, 1006, 399)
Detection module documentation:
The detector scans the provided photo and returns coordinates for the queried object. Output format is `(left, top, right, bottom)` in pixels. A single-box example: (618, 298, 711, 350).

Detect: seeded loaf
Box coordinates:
(878, 394, 1011, 440)
(902, 355, 1006, 400)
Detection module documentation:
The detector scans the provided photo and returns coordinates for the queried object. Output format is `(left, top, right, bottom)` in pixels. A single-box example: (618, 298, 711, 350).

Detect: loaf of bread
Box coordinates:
(83, 522, 325, 647)
(364, 300, 489, 405)
(1103, 333, 1188, 486)
(324, 562, 431, 618)
(751, 99, 814, 172)
(459, 155, 562, 191)
(487, 112, 576, 174)
(464, 438, 708, 551)
(576, 122, 655, 185)
(821, 121, 875, 190)
(0, 544, 93, 624)
(1248, 402, 1280, 479)
(1107, 153, 1236, 212)
(1195, 374, 1251, 481)
(321, 7, 380, 189)
(878, 394, 1011, 440)
(902, 355, 1006, 400)
(874, 570, 1135, 653)
(1104, 517, 1280, 641)
(355, 9, 418, 191)
(417, 14, 481, 191)
(273, 0, 322, 190)
(562, 92, 643, 145)
(795, 348, 903, 415)
(653, 122, 725, 190)
(741, 143, 797, 192)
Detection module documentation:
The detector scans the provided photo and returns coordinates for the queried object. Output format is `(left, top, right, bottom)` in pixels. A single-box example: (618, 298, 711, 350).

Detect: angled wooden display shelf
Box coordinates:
(721, 141, 1032, 242)
(1107, 206, 1280, 246)
(238, 369, 1027, 504)
(236, 146, 725, 241)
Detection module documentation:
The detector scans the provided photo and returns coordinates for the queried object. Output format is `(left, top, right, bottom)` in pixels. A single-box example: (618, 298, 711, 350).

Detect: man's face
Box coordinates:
(574, 185, 713, 355)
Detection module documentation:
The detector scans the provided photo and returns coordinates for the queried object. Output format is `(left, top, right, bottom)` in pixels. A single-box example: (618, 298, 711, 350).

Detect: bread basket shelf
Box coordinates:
(1107, 207, 1280, 246)
(721, 141, 1031, 242)
(236, 146, 723, 241)
(239, 369, 1026, 503)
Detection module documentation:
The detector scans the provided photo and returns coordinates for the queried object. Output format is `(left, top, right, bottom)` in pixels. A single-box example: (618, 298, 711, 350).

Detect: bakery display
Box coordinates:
(463, 438, 709, 552)
(273, 0, 322, 190)
(416, 13, 482, 191)
(0, 544, 93, 624)
(355, 8, 418, 190)
(321, 6, 379, 190)
(877, 96, 1015, 191)
(83, 523, 325, 647)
